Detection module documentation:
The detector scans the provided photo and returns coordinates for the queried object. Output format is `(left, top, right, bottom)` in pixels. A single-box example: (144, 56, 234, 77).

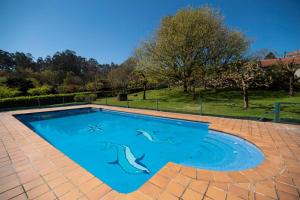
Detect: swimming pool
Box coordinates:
(16, 108, 264, 193)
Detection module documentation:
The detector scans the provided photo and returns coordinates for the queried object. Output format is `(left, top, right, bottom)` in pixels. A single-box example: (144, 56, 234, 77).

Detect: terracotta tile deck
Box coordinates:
(0, 104, 300, 200)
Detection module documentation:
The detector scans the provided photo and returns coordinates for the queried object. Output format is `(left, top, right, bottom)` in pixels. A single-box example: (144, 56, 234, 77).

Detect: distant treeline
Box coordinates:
(0, 49, 144, 98)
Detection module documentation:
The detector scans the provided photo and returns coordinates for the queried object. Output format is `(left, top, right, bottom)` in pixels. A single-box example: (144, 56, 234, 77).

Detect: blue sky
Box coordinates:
(1, 0, 300, 64)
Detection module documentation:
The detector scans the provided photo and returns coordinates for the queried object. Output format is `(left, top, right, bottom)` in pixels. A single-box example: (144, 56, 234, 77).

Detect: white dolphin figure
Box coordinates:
(104, 143, 150, 175)
(136, 129, 176, 144)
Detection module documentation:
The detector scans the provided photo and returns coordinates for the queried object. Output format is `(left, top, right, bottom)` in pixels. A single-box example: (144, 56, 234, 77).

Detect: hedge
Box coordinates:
(0, 87, 164, 109)
(0, 92, 97, 109)
(74, 94, 97, 103)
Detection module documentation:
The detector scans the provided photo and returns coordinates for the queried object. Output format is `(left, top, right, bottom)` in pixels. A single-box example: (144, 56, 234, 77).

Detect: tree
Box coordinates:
(14, 52, 35, 71)
(107, 58, 134, 91)
(133, 46, 161, 100)
(0, 50, 15, 72)
(0, 86, 21, 98)
(28, 85, 52, 96)
(63, 71, 83, 93)
(265, 52, 277, 59)
(277, 59, 300, 96)
(130, 70, 148, 100)
(5, 77, 34, 94)
(142, 7, 249, 92)
(224, 59, 270, 108)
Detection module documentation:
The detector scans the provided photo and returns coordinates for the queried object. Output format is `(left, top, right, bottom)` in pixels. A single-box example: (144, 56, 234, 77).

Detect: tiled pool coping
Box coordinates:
(0, 105, 299, 200)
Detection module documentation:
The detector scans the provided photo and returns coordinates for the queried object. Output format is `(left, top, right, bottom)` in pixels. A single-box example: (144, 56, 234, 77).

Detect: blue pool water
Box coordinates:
(16, 108, 264, 193)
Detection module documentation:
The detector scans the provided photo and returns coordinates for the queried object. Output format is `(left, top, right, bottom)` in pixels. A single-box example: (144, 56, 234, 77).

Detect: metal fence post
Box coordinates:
(105, 97, 108, 105)
(127, 99, 129, 108)
(274, 102, 281, 123)
(156, 99, 159, 111)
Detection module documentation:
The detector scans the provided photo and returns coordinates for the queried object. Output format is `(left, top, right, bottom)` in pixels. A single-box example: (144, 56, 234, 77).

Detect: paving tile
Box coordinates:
(180, 166, 197, 179)
(276, 182, 299, 196)
(42, 170, 61, 182)
(26, 184, 49, 199)
(0, 165, 15, 178)
(197, 169, 214, 181)
(34, 191, 56, 200)
(78, 196, 89, 200)
(210, 182, 229, 191)
(10, 193, 28, 200)
(47, 175, 68, 189)
(0, 173, 18, 185)
(228, 172, 249, 183)
(85, 184, 111, 199)
(158, 191, 179, 200)
(78, 177, 103, 194)
(23, 177, 44, 191)
(213, 172, 232, 182)
(101, 190, 119, 200)
(126, 191, 149, 200)
(228, 184, 248, 199)
(255, 193, 276, 200)
(59, 189, 83, 200)
(181, 188, 203, 200)
(255, 182, 277, 199)
(188, 179, 209, 194)
(226, 193, 244, 200)
(140, 182, 162, 199)
(1, 105, 300, 200)
(277, 190, 300, 200)
(172, 173, 192, 187)
(52, 182, 75, 197)
(0, 185, 25, 200)
(158, 165, 178, 179)
(150, 174, 170, 188)
(0, 178, 20, 193)
(206, 186, 227, 200)
(165, 180, 185, 197)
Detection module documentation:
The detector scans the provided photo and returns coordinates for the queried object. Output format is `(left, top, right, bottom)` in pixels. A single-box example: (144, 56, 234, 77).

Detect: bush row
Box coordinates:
(0, 92, 98, 109)
(0, 87, 160, 109)
(74, 94, 97, 103)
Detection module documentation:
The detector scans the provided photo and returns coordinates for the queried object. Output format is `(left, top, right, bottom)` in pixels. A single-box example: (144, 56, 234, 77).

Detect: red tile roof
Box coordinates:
(260, 56, 300, 67)
(286, 50, 300, 57)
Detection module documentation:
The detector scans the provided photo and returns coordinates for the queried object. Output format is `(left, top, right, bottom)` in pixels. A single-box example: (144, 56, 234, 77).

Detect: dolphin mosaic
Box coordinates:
(102, 142, 150, 175)
(136, 129, 176, 144)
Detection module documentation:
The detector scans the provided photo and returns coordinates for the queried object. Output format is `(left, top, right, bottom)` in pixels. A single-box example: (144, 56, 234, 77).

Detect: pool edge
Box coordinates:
(0, 104, 291, 199)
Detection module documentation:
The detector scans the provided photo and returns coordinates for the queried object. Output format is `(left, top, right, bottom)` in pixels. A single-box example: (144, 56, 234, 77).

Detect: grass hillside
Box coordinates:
(94, 88, 300, 122)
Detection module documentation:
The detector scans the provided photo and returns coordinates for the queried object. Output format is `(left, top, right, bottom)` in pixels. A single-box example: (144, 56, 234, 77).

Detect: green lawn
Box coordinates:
(94, 88, 300, 123)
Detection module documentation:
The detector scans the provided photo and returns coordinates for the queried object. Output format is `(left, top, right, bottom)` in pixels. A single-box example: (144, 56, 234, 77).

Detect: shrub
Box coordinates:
(0, 94, 76, 109)
(74, 94, 97, 103)
(0, 86, 21, 98)
(85, 81, 104, 91)
(117, 93, 128, 101)
(28, 85, 52, 96)
(74, 94, 85, 102)
(0, 92, 98, 109)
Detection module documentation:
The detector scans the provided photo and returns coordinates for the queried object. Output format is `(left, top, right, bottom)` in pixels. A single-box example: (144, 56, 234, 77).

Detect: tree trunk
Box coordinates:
(289, 75, 294, 96)
(183, 81, 188, 93)
(192, 85, 196, 100)
(143, 84, 146, 100)
(242, 85, 249, 109)
(188, 84, 192, 92)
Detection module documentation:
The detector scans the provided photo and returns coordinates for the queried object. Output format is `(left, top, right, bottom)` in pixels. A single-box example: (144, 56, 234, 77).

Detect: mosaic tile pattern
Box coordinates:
(0, 105, 299, 200)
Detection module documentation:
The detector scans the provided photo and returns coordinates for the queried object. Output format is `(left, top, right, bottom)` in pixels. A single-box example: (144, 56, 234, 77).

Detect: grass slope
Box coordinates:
(94, 88, 300, 122)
